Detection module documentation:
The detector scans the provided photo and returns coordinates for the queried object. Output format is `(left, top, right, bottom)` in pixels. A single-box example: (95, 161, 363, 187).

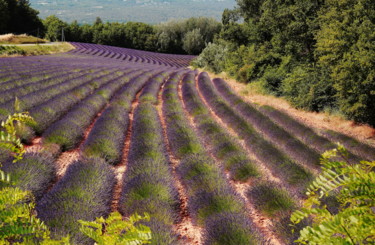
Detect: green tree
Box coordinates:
(0, 0, 43, 35)
(43, 15, 68, 42)
(156, 17, 221, 54)
(66, 20, 82, 42)
(182, 28, 204, 55)
(191, 42, 228, 73)
(291, 145, 375, 244)
(315, 0, 375, 126)
(0, 0, 10, 33)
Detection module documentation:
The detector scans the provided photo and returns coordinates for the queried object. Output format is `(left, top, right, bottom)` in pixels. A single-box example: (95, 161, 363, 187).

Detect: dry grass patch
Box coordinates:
(0, 34, 47, 44)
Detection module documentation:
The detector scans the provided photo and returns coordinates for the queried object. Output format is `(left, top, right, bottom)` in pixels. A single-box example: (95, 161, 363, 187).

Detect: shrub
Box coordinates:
(281, 65, 336, 112)
(191, 42, 228, 74)
(1, 152, 56, 199)
(0, 111, 68, 244)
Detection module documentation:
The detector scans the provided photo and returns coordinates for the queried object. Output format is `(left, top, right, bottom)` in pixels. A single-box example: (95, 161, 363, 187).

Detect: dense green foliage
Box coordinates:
(0, 0, 43, 35)
(193, 0, 375, 126)
(42, 16, 221, 54)
(79, 212, 151, 245)
(291, 145, 375, 244)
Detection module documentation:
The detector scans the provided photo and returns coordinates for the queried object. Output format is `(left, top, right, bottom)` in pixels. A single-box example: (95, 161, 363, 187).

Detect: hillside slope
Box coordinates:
(0, 43, 374, 244)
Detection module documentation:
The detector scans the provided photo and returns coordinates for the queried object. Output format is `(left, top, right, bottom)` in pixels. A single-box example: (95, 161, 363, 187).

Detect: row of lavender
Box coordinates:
(120, 71, 179, 244)
(0, 44, 191, 243)
(2, 69, 176, 243)
(70, 42, 195, 68)
(182, 72, 299, 243)
(162, 72, 259, 244)
(34, 71, 164, 243)
(193, 72, 375, 243)
(209, 77, 375, 162)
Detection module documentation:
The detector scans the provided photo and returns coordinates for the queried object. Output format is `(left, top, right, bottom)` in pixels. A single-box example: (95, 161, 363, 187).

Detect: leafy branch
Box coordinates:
(79, 212, 152, 245)
(291, 144, 375, 244)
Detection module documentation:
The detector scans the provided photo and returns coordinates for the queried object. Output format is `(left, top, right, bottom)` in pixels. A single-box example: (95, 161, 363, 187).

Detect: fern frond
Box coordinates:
(79, 212, 152, 245)
(291, 146, 375, 244)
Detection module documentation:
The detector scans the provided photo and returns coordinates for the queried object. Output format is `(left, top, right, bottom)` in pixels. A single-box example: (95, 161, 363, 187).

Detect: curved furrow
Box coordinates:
(197, 72, 313, 194)
(163, 72, 260, 244)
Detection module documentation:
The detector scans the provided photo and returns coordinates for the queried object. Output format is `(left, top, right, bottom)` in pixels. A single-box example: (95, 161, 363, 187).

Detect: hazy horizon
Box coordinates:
(29, 0, 236, 24)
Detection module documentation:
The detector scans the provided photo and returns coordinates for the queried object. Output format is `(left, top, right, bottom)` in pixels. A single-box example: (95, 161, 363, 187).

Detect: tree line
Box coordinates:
(0, 0, 221, 55)
(193, 0, 375, 127)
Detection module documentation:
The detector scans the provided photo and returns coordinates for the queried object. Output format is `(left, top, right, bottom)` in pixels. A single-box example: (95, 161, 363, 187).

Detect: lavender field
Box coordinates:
(1, 43, 374, 244)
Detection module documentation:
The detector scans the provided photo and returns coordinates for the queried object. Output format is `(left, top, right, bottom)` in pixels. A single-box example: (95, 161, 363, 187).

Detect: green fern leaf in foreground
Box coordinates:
(291, 144, 375, 244)
(79, 212, 152, 245)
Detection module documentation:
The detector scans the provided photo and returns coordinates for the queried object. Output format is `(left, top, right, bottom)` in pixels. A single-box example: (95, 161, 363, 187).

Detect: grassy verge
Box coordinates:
(0, 43, 74, 57)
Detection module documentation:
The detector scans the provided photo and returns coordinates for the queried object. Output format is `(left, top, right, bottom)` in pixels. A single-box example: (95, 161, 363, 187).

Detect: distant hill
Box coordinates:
(29, 0, 236, 24)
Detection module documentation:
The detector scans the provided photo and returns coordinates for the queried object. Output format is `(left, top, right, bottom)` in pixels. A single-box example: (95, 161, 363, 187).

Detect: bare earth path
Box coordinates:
(111, 90, 141, 212)
(56, 104, 110, 180)
(158, 78, 203, 245)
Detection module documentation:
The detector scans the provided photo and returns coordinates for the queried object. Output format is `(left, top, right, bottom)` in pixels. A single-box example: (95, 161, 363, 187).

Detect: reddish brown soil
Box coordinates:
(158, 80, 203, 245)
(25, 137, 43, 153)
(110, 90, 141, 213)
(55, 104, 109, 179)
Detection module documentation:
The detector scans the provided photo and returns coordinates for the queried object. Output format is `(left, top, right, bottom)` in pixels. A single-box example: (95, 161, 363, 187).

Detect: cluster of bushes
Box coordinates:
(193, 0, 375, 126)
